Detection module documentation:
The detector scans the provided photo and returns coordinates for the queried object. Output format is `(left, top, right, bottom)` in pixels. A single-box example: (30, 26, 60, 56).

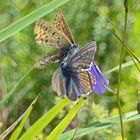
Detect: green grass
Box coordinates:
(19, 98, 69, 140)
(0, 0, 140, 139)
(0, 0, 70, 43)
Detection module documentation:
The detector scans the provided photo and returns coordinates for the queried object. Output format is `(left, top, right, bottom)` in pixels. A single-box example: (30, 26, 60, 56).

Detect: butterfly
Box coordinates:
(52, 41, 109, 101)
(34, 9, 77, 69)
(52, 41, 97, 101)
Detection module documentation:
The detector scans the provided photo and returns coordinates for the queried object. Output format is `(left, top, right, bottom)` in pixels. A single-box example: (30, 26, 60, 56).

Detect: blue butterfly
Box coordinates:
(52, 41, 109, 101)
(60, 41, 97, 100)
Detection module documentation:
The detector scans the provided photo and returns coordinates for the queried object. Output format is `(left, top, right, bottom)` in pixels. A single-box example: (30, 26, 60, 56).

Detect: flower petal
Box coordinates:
(88, 62, 109, 94)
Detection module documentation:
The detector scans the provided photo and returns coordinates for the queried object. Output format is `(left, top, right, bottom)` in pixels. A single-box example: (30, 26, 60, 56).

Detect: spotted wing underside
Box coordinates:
(53, 9, 75, 43)
(34, 19, 71, 48)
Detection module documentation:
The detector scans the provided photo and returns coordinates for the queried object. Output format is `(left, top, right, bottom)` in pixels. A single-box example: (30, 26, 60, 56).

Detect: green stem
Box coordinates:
(106, 16, 140, 70)
(117, 1, 128, 139)
(112, 31, 140, 66)
(71, 122, 80, 140)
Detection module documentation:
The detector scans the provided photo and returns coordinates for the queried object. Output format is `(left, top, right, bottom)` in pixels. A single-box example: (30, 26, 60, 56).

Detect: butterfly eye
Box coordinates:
(72, 44, 78, 49)
(60, 61, 66, 67)
(69, 44, 78, 55)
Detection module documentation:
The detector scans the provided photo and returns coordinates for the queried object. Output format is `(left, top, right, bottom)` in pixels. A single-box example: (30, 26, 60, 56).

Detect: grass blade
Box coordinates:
(105, 57, 140, 75)
(9, 96, 38, 140)
(59, 111, 140, 140)
(0, 96, 38, 140)
(19, 98, 69, 140)
(0, 0, 70, 43)
(47, 99, 84, 140)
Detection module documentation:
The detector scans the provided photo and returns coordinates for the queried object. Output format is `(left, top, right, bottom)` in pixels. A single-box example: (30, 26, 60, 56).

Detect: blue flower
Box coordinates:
(88, 62, 109, 94)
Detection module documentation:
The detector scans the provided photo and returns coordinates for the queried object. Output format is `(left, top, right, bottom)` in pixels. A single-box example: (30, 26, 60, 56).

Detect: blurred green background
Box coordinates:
(0, 0, 140, 139)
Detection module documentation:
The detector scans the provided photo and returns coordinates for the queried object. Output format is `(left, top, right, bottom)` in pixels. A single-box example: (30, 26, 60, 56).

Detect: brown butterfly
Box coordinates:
(34, 9, 77, 69)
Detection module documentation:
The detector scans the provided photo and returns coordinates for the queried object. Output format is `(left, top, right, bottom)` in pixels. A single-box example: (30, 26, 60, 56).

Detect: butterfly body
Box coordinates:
(59, 43, 78, 63)
(60, 62, 70, 77)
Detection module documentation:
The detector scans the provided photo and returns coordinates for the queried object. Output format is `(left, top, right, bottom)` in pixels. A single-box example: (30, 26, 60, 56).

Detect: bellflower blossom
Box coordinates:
(88, 61, 109, 94)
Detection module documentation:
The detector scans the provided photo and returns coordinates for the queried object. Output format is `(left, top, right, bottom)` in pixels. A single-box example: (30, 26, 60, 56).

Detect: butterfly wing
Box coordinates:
(34, 19, 71, 48)
(65, 70, 96, 101)
(52, 68, 78, 101)
(67, 41, 97, 97)
(72, 71, 96, 95)
(68, 41, 96, 69)
(53, 9, 75, 43)
(52, 68, 65, 96)
(35, 48, 69, 69)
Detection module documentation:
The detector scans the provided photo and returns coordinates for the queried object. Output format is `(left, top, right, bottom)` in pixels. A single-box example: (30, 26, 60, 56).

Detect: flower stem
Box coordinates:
(117, 0, 128, 140)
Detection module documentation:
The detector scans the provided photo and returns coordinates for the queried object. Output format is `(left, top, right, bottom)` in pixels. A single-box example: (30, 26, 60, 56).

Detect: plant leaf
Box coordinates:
(9, 96, 38, 140)
(47, 98, 84, 140)
(0, 96, 38, 140)
(19, 98, 69, 140)
(59, 111, 140, 140)
(0, 0, 70, 43)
